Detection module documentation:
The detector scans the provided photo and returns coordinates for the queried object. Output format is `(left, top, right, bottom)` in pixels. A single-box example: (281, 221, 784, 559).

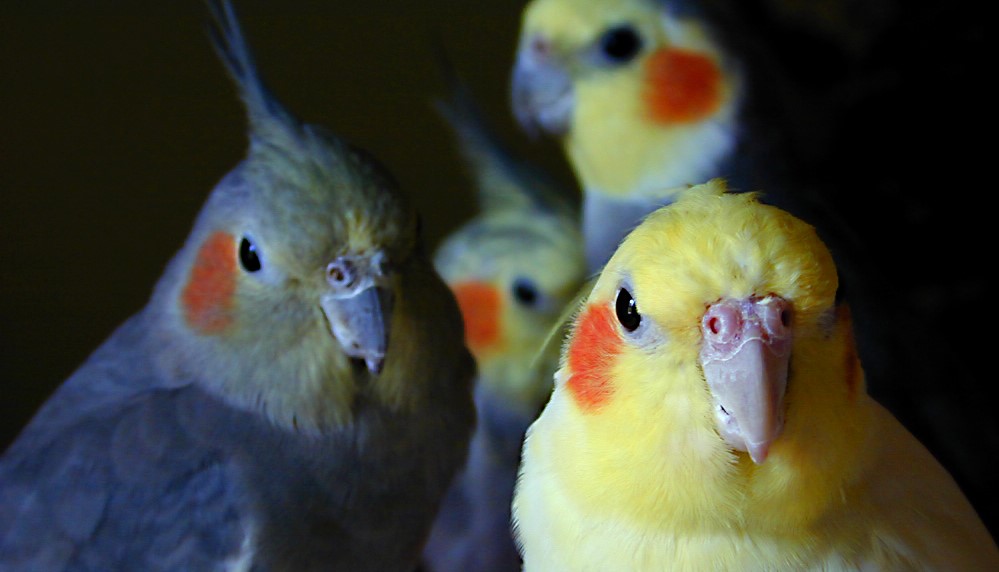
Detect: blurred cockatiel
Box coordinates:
(0, 2, 474, 570)
(512, 180, 999, 571)
(421, 72, 586, 572)
(511, 0, 822, 272)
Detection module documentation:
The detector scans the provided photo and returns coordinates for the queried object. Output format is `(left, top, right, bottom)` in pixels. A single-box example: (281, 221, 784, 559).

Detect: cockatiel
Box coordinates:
(510, 0, 820, 272)
(512, 180, 999, 571)
(0, 2, 474, 570)
(421, 73, 586, 572)
(509, 0, 999, 537)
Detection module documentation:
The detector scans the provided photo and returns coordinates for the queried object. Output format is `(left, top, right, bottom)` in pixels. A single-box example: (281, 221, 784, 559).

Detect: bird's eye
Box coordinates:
(600, 25, 643, 63)
(615, 287, 641, 331)
(512, 277, 539, 307)
(239, 237, 262, 272)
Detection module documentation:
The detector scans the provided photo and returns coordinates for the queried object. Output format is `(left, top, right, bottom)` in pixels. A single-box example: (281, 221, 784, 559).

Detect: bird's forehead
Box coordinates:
(524, 0, 652, 44)
(603, 196, 835, 321)
(236, 164, 408, 269)
(438, 212, 580, 281)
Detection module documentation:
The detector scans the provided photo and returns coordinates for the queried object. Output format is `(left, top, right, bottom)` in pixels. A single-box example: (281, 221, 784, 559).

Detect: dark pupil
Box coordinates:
(615, 288, 641, 331)
(601, 26, 642, 62)
(239, 237, 262, 272)
(512, 278, 538, 306)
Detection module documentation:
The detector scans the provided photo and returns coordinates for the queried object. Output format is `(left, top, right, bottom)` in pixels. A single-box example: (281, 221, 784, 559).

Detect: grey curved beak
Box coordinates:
(511, 34, 574, 137)
(321, 286, 394, 375)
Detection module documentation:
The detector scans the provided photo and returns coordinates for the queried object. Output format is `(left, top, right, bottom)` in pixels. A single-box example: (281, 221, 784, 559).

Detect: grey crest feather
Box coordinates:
(206, 0, 302, 149)
(434, 51, 578, 219)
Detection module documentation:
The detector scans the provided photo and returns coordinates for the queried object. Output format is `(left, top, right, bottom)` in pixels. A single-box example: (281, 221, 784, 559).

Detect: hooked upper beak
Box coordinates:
(511, 33, 574, 137)
(699, 296, 792, 464)
(320, 253, 394, 375)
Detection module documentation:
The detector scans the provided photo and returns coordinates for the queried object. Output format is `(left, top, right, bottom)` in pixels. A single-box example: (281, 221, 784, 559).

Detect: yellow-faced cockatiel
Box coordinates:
(509, 0, 999, 538)
(513, 180, 999, 571)
(421, 71, 586, 572)
(510, 0, 828, 272)
(0, 2, 475, 570)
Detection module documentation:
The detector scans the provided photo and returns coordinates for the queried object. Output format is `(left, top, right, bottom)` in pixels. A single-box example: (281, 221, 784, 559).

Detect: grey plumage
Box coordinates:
(0, 2, 474, 570)
(2, 315, 466, 570)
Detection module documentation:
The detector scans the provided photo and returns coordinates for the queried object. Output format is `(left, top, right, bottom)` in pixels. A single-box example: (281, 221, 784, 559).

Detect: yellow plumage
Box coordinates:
(513, 180, 998, 570)
(519, 0, 740, 201)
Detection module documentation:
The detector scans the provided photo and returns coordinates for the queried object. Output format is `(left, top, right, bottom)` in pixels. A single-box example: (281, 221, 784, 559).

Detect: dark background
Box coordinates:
(2, 0, 994, 536)
(1, 0, 542, 439)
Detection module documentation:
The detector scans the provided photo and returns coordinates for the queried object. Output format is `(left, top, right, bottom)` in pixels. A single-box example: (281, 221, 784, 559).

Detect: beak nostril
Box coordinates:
(780, 309, 791, 328)
(530, 35, 550, 57)
(708, 316, 721, 335)
(326, 259, 355, 288)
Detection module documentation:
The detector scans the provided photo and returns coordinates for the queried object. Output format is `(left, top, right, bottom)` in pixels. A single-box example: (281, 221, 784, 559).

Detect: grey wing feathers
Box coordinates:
(0, 387, 249, 572)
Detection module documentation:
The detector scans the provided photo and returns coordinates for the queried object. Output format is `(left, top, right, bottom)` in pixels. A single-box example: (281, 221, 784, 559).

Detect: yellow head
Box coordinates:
(532, 180, 870, 535)
(511, 0, 743, 198)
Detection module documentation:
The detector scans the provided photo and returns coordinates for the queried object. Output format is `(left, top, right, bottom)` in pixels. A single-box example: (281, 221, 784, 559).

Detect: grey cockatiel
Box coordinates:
(0, 2, 475, 570)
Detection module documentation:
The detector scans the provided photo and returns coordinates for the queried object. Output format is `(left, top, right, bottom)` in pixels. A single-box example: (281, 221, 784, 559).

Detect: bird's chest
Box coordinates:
(540, 526, 807, 572)
(185, 392, 456, 571)
(269, 419, 441, 511)
(528, 484, 833, 572)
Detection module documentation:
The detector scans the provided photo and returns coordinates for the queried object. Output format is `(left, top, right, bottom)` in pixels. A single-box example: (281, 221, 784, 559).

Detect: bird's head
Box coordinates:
(511, 0, 743, 197)
(148, 1, 456, 433)
(437, 210, 583, 416)
(541, 180, 868, 530)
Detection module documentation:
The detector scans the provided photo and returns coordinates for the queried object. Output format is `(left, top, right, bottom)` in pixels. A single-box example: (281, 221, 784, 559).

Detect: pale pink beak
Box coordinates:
(699, 296, 792, 464)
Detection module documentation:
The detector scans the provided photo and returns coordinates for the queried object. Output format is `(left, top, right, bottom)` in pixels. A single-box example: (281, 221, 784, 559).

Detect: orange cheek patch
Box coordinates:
(643, 47, 722, 123)
(451, 281, 502, 353)
(566, 303, 621, 411)
(181, 231, 237, 334)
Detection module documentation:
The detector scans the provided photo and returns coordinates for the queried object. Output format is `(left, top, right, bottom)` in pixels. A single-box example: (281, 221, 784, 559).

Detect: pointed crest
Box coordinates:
(206, 0, 302, 152)
(433, 49, 578, 219)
